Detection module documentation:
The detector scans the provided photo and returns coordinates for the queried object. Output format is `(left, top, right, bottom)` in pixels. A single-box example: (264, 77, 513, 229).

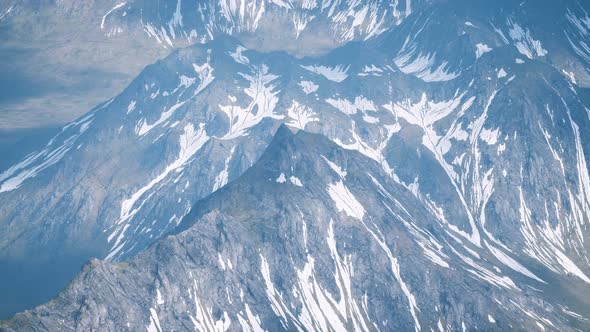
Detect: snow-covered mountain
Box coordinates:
(1, 0, 590, 328)
(102, 0, 422, 56)
(2, 126, 588, 331)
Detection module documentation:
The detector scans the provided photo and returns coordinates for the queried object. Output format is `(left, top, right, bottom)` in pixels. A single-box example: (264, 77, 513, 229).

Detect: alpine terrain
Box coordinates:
(1, 0, 590, 330)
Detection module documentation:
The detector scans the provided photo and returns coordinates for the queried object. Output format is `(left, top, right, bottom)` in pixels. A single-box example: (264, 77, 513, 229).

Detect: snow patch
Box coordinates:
(326, 96, 377, 115)
(475, 43, 492, 59)
(127, 100, 137, 114)
(229, 46, 250, 65)
(290, 176, 303, 187)
(220, 64, 283, 139)
(322, 156, 347, 178)
(298, 80, 319, 94)
(394, 45, 459, 82)
(286, 100, 319, 130)
(507, 19, 547, 59)
(328, 181, 365, 220)
(101, 2, 126, 31)
(301, 64, 349, 82)
(480, 128, 500, 145)
(276, 173, 287, 183)
(213, 146, 236, 191)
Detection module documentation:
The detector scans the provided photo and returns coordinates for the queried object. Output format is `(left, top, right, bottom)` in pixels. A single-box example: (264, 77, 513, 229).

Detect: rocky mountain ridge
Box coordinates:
(0, 0, 589, 327)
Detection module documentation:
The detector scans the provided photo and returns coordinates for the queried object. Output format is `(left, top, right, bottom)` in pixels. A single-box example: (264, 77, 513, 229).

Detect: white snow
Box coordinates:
(220, 64, 283, 139)
(137, 59, 214, 136)
(394, 45, 459, 82)
(192, 59, 216, 96)
(450, 245, 518, 290)
(516, 85, 590, 284)
(565, 9, 590, 64)
(327, 181, 365, 220)
(146, 308, 162, 332)
(326, 98, 357, 115)
(169, 0, 183, 30)
(518, 186, 590, 284)
(322, 156, 347, 178)
(156, 289, 165, 305)
(260, 221, 375, 331)
(363, 114, 379, 123)
(507, 19, 548, 59)
(326, 96, 377, 115)
(219, 0, 265, 32)
(275, 173, 302, 186)
(480, 128, 500, 145)
(173, 75, 196, 94)
(294, 255, 349, 331)
(562, 70, 577, 84)
(385, 197, 450, 269)
(137, 101, 188, 136)
(259, 254, 294, 326)
(289, 176, 303, 187)
(0, 5, 14, 21)
(107, 124, 209, 259)
(293, 12, 313, 38)
(301, 0, 317, 9)
(332, 122, 393, 172)
(237, 304, 264, 332)
(301, 64, 349, 82)
(286, 100, 319, 130)
(299, 80, 319, 94)
(127, 100, 137, 114)
(229, 46, 250, 65)
(213, 146, 236, 191)
(386, 91, 468, 183)
(475, 43, 492, 59)
(360, 221, 421, 331)
(101, 2, 126, 30)
(189, 278, 232, 332)
(276, 173, 286, 183)
(486, 242, 545, 283)
(359, 65, 383, 77)
(218, 253, 226, 270)
(0, 113, 95, 193)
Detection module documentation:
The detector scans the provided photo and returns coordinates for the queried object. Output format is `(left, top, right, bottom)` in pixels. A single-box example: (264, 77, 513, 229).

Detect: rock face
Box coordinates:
(2, 127, 587, 331)
(1, 0, 590, 327)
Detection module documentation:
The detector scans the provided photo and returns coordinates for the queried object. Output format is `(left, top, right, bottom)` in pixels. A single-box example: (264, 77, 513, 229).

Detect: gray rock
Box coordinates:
(1, 0, 590, 325)
(2, 126, 586, 331)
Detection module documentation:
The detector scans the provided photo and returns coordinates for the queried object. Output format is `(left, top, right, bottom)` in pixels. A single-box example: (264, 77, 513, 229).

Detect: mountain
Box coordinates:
(101, 0, 421, 56)
(0, 0, 422, 130)
(2, 126, 587, 331)
(1, 0, 590, 326)
(1, 0, 588, 131)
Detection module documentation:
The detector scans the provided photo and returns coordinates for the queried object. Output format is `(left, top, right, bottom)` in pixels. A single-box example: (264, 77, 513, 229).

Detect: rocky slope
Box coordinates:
(0, 0, 590, 324)
(2, 127, 588, 331)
